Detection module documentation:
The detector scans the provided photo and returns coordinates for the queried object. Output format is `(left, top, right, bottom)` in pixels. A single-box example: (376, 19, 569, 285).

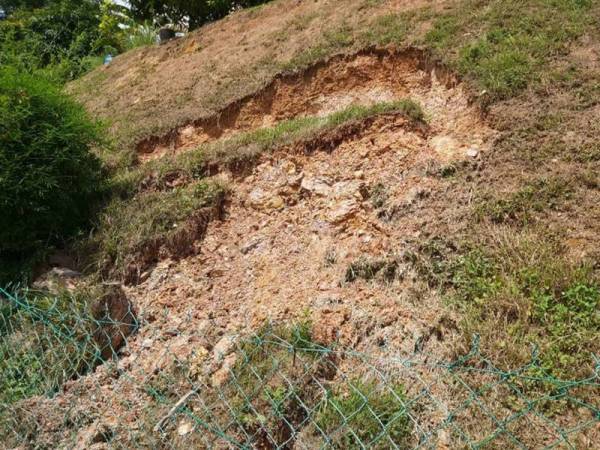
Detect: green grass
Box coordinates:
(447, 230, 599, 377)
(81, 180, 226, 281)
(280, 23, 355, 71)
(477, 177, 572, 224)
(0, 288, 101, 406)
(358, 13, 411, 46)
(424, 0, 594, 99)
(315, 380, 412, 449)
(125, 24, 157, 50)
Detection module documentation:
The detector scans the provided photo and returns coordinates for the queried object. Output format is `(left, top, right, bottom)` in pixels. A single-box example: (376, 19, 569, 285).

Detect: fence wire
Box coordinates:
(1, 287, 599, 449)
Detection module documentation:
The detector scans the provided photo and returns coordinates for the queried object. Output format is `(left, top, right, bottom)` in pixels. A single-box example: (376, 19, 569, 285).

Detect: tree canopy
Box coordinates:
(129, 0, 271, 30)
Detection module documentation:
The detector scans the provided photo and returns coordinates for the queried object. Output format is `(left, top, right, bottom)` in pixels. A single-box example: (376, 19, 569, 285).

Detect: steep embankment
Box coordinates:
(9, 0, 599, 448)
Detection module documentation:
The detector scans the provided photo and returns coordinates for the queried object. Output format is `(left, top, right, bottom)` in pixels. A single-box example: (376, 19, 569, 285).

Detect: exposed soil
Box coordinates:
(68, 0, 453, 151)
(135, 48, 482, 163)
(8, 51, 513, 448)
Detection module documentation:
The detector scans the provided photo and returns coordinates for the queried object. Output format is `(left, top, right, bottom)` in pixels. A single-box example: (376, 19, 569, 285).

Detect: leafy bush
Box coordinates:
(0, 68, 103, 280)
(0, 0, 116, 82)
(125, 23, 157, 50)
(130, 0, 273, 30)
(0, 288, 88, 404)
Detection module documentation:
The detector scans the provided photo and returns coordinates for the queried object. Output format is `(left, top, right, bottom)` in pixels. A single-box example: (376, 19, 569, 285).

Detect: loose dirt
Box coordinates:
(17, 47, 506, 450)
(136, 48, 488, 163)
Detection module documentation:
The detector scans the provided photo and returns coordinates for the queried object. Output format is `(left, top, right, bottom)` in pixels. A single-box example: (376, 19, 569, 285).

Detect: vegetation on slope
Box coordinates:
(0, 68, 104, 283)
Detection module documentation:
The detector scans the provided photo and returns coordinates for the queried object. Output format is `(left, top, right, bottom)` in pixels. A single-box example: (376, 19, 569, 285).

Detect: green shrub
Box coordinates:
(0, 1, 114, 82)
(0, 288, 99, 405)
(0, 68, 103, 280)
(125, 23, 157, 50)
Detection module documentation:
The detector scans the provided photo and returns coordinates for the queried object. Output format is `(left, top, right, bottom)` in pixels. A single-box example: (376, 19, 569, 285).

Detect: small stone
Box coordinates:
(466, 148, 479, 158)
(354, 170, 364, 179)
(332, 180, 362, 200)
(240, 239, 262, 255)
(213, 336, 235, 361)
(287, 172, 304, 187)
(328, 200, 359, 223)
(431, 135, 460, 158)
(266, 195, 285, 209)
(248, 188, 284, 210)
(301, 176, 331, 196)
(177, 420, 194, 436)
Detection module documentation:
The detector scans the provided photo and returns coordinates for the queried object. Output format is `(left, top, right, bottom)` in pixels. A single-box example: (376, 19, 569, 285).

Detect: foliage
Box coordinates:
(0, 0, 47, 13)
(0, 67, 103, 282)
(0, 0, 110, 82)
(125, 22, 157, 50)
(0, 288, 99, 405)
(129, 0, 273, 30)
(448, 231, 600, 377)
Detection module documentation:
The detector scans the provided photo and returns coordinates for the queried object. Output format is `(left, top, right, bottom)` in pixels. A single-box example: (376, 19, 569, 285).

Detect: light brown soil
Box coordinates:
(136, 48, 490, 165)
(135, 49, 452, 160)
(10, 53, 507, 449)
(68, 0, 453, 150)
(125, 53, 495, 344)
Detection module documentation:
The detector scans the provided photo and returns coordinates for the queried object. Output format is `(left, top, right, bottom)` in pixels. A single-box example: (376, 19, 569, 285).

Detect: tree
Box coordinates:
(0, 0, 48, 14)
(129, 0, 271, 31)
(0, 0, 119, 81)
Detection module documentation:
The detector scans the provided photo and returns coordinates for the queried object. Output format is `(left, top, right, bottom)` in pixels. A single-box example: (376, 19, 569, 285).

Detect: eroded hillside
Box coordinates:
(3, 0, 600, 448)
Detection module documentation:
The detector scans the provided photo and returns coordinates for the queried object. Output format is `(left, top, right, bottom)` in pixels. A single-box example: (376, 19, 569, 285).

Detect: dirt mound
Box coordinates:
(136, 48, 464, 162)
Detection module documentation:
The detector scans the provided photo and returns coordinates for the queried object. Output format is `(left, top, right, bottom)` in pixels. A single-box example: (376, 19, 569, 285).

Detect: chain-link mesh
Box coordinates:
(1, 287, 599, 449)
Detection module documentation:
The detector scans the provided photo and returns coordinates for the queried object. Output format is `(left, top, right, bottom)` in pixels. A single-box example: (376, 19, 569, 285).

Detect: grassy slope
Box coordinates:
(68, 0, 600, 377)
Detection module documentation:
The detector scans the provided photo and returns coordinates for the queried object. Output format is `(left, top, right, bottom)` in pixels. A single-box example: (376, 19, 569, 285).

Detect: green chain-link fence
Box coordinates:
(1, 287, 599, 449)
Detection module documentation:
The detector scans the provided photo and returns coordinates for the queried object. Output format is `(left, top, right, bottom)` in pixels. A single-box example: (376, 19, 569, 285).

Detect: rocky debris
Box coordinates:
(240, 238, 262, 255)
(248, 187, 285, 210)
(466, 147, 479, 158)
(404, 187, 430, 205)
(177, 420, 194, 436)
(74, 422, 114, 450)
(211, 353, 237, 387)
(430, 135, 460, 159)
(213, 335, 236, 361)
(332, 180, 363, 200)
(90, 284, 137, 361)
(328, 199, 360, 223)
(301, 175, 332, 196)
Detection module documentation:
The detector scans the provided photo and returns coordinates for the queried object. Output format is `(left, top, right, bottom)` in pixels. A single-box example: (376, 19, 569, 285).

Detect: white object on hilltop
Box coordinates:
(104, 54, 113, 65)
